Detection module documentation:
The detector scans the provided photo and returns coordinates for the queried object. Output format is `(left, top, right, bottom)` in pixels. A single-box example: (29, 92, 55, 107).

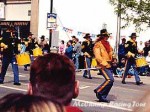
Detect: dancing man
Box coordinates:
(93, 29, 114, 103)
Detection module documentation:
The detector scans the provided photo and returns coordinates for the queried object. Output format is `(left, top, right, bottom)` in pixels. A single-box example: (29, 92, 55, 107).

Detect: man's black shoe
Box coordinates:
(14, 82, 21, 86)
(94, 89, 97, 93)
(24, 68, 28, 71)
(147, 73, 150, 76)
(140, 73, 146, 76)
(94, 90, 100, 99)
(83, 75, 88, 78)
(0, 82, 3, 84)
(89, 77, 92, 79)
(122, 81, 126, 84)
(136, 81, 143, 85)
(99, 98, 110, 103)
(97, 72, 101, 75)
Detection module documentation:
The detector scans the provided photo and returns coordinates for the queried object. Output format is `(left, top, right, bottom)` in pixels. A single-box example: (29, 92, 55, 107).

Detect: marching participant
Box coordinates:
(122, 33, 143, 85)
(93, 29, 114, 103)
(81, 33, 94, 79)
(0, 29, 21, 85)
(23, 32, 38, 71)
(38, 35, 50, 54)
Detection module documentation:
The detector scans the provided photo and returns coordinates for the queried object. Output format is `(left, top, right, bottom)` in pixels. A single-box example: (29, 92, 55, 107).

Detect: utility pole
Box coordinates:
(115, 1, 121, 56)
(49, 0, 53, 48)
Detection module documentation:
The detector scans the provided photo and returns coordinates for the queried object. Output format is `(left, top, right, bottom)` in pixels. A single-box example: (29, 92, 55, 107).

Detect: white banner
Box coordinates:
(0, 2, 5, 19)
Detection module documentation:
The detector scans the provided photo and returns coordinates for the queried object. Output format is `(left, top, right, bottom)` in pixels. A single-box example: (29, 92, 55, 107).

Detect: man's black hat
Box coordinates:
(83, 33, 91, 39)
(100, 29, 111, 37)
(129, 33, 138, 38)
(71, 35, 76, 39)
(29, 32, 33, 36)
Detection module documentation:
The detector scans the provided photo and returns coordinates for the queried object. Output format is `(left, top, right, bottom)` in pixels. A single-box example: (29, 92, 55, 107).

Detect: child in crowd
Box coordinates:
(116, 58, 134, 78)
(111, 57, 118, 76)
(116, 58, 126, 77)
(59, 40, 65, 55)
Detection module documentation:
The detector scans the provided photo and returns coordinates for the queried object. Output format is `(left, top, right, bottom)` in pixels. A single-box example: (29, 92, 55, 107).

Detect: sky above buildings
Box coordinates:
(54, 0, 150, 43)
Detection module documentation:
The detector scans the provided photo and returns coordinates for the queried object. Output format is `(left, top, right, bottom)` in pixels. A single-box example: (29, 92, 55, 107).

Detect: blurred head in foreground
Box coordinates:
(28, 53, 79, 105)
(0, 93, 65, 112)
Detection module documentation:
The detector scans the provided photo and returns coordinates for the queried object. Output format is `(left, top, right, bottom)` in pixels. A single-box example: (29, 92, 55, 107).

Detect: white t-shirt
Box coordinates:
(146, 56, 150, 67)
(138, 44, 144, 51)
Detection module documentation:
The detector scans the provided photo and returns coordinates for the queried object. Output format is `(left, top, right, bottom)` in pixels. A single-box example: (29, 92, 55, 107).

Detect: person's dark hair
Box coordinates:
(71, 35, 76, 39)
(112, 57, 117, 62)
(96, 35, 102, 42)
(30, 53, 76, 105)
(61, 40, 64, 44)
(0, 93, 65, 112)
(68, 40, 73, 44)
(41, 35, 45, 40)
(21, 41, 25, 45)
(75, 38, 79, 42)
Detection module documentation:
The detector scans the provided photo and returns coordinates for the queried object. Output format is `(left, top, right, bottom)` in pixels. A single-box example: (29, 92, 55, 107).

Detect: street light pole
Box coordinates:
(115, 1, 121, 56)
(49, 0, 53, 48)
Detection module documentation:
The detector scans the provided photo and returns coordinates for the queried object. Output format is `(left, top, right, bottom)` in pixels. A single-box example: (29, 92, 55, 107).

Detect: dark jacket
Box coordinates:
(81, 40, 94, 58)
(65, 45, 73, 59)
(143, 46, 150, 57)
(118, 43, 126, 56)
(2, 36, 20, 56)
(125, 39, 138, 63)
(125, 40, 138, 56)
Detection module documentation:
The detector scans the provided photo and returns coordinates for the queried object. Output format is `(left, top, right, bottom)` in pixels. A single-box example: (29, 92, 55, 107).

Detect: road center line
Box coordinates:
(6, 74, 26, 78)
(0, 85, 132, 111)
(79, 86, 90, 89)
(0, 85, 27, 92)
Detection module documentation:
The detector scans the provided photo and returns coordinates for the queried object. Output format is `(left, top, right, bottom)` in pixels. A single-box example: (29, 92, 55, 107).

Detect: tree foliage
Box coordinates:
(109, 0, 150, 32)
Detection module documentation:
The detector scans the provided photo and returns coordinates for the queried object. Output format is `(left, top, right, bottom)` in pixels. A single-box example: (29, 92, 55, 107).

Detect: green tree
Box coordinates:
(109, 0, 150, 32)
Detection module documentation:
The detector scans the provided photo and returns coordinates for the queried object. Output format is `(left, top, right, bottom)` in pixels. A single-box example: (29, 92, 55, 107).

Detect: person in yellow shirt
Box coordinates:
(93, 29, 114, 103)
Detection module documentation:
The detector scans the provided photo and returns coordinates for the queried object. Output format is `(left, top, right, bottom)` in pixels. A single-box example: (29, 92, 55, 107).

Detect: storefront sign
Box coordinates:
(0, 21, 30, 27)
(0, 2, 5, 19)
(47, 13, 57, 29)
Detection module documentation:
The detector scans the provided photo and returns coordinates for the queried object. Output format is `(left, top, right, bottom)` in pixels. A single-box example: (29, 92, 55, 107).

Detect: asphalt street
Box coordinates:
(0, 66, 149, 112)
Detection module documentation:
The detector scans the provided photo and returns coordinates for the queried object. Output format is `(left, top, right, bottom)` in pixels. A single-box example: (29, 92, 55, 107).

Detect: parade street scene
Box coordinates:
(0, 0, 150, 112)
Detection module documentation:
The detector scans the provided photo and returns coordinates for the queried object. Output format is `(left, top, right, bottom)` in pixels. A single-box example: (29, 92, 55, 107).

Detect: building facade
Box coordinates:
(0, 0, 59, 47)
(0, 0, 31, 38)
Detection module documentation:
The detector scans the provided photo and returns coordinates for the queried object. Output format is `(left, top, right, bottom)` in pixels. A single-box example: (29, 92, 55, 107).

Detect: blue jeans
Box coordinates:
(82, 57, 92, 78)
(137, 66, 147, 75)
(0, 55, 19, 83)
(94, 68, 114, 100)
(116, 68, 124, 76)
(75, 54, 80, 69)
(122, 59, 140, 82)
